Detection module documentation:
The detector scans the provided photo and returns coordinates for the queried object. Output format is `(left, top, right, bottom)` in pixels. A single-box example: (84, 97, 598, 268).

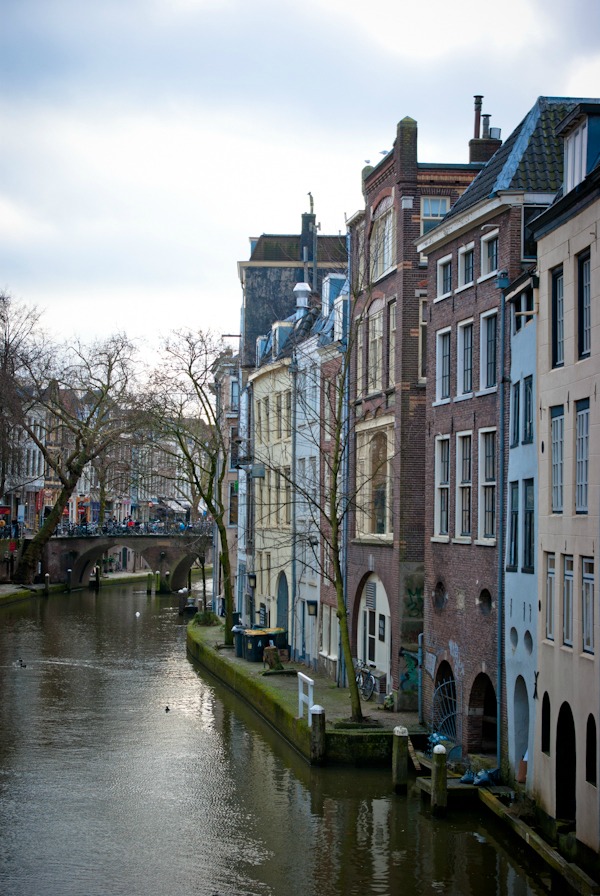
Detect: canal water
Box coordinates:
(0, 585, 554, 896)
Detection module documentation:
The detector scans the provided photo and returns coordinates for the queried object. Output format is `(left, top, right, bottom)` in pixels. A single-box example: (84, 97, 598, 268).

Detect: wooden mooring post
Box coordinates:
(392, 726, 408, 794)
(431, 744, 448, 817)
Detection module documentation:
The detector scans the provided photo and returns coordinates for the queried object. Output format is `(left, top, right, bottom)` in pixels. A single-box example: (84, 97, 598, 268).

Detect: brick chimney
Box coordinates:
(469, 96, 502, 163)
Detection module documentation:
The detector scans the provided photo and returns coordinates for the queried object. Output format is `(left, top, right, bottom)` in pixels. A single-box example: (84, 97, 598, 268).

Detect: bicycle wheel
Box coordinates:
(362, 673, 375, 701)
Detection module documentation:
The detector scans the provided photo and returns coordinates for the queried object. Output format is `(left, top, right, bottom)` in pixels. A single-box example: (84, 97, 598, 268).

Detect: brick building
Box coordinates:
(346, 106, 485, 702)
(417, 96, 581, 763)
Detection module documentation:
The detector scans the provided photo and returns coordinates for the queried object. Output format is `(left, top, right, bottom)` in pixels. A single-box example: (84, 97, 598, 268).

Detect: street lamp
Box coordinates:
(306, 600, 318, 617)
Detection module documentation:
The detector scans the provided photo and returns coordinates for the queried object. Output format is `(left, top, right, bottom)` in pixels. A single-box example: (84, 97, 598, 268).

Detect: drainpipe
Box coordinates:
(290, 352, 298, 659)
(418, 632, 424, 725)
(338, 228, 352, 688)
(496, 270, 510, 768)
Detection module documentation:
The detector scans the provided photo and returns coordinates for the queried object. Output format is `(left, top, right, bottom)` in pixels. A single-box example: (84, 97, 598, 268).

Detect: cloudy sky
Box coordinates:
(2, 0, 599, 349)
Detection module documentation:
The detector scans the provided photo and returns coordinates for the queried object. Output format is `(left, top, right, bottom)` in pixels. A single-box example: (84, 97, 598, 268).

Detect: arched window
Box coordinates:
(541, 692, 551, 754)
(370, 196, 394, 281)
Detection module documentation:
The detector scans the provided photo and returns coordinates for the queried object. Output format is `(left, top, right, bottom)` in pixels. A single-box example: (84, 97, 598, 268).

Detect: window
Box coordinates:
(563, 555, 574, 646)
(583, 558, 594, 654)
(367, 309, 384, 393)
(418, 298, 427, 382)
(523, 377, 533, 444)
(458, 243, 474, 288)
(275, 393, 282, 440)
(551, 267, 564, 368)
(479, 430, 496, 540)
(514, 288, 535, 332)
(578, 251, 591, 358)
(546, 554, 555, 640)
(228, 480, 238, 527)
(387, 300, 396, 388)
(480, 230, 499, 278)
(356, 319, 364, 397)
(522, 206, 546, 259)
(284, 466, 291, 524)
(551, 406, 564, 513)
(456, 433, 472, 537)
(480, 312, 497, 390)
(370, 196, 394, 280)
(510, 381, 520, 447)
(576, 398, 589, 513)
(564, 118, 588, 193)
(229, 426, 239, 470)
(435, 436, 450, 537)
(421, 196, 449, 236)
(284, 390, 292, 438)
(457, 320, 473, 395)
(507, 482, 518, 569)
(355, 425, 393, 538)
(263, 397, 270, 444)
(230, 378, 240, 411)
(522, 479, 534, 572)
(436, 329, 451, 401)
(437, 254, 453, 298)
(370, 433, 389, 534)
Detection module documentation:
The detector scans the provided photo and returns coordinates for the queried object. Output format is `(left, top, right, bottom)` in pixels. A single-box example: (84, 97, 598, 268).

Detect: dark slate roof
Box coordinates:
(250, 234, 347, 264)
(444, 97, 600, 223)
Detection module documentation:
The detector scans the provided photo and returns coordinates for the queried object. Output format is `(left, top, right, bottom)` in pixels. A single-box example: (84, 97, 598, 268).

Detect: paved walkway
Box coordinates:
(196, 621, 426, 735)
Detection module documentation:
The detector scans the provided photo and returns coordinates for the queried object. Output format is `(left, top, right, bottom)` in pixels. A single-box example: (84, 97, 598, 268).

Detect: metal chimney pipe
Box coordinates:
(482, 114, 491, 139)
(473, 95, 483, 139)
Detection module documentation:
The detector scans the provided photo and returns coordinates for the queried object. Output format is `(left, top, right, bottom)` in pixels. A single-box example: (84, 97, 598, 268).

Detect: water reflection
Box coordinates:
(0, 587, 551, 896)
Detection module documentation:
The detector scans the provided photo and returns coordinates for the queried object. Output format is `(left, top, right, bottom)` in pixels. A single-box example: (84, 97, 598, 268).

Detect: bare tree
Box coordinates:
(9, 333, 139, 583)
(0, 293, 44, 503)
(147, 330, 237, 644)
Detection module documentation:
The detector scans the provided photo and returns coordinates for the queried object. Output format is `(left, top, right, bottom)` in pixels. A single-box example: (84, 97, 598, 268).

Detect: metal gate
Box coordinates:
(431, 677, 462, 758)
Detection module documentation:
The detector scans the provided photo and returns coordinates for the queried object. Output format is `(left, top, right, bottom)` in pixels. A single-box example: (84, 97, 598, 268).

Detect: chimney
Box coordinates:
(301, 213, 315, 262)
(473, 95, 483, 139)
(469, 97, 502, 163)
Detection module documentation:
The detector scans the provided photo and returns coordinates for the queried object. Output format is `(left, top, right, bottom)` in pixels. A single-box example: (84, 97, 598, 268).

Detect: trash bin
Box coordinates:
(231, 624, 245, 658)
(232, 612, 241, 627)
(245, 630, 267, 662)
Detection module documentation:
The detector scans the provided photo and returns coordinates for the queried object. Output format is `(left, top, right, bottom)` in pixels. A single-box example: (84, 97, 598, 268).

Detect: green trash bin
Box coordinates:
(245, 630, 267, 662)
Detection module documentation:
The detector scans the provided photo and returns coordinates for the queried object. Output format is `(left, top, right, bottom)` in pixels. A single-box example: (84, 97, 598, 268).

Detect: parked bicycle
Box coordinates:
(354, 659, 376, 701)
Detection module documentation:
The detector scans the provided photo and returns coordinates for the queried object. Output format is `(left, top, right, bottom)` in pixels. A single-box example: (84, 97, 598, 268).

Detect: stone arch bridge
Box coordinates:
(44, 534, 211, 592)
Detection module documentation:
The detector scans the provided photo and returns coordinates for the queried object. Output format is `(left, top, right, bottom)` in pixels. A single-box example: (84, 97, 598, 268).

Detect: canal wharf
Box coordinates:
(187, 619, 600, 896)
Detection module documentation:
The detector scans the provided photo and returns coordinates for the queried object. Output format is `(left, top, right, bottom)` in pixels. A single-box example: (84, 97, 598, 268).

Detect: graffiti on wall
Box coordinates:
(404, 585, 423, 618)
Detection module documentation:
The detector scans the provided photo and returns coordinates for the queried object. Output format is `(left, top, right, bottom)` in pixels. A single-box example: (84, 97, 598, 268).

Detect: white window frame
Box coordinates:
(356, 319, 364, 397)
(418, 295, 427, 384)
(370, 196, 395, 281)
(457, 319, 474, 397)
(551, 406, 564, 514)
(575, 399, 589, 514)
(457, 242, 475, 290)
(479, 310, 498, 392)
(546, 553, 555, 640)
(434, 435, 450, 538)
(420, 196, 449, 262)
(478, 428, 497, 543)
(367, 309, 384, 393)
(387, 299, 396, 389)
(455, 431, 472, 540)
(563, 555, 574, 647)
(479, 229, 499, 281)
(565, 118, 588, 193)
(435, 328, 451, 403)
(582, 558, 595, 654)
(436, 253, 453, 300)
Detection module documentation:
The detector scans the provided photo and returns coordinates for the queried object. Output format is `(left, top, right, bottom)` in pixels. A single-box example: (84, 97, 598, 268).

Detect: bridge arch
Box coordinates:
(44, 535, 210, 592)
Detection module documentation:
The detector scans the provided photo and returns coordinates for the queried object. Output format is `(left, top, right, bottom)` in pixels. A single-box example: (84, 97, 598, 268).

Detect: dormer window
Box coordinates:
(564, 118, 588, 193)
